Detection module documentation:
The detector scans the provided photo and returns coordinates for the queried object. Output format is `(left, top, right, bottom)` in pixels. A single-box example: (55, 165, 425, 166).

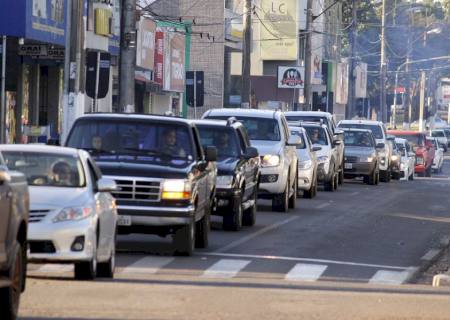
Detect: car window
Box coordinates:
(432, 131, 445, 137)
(338, 123, 384, 139)
(304, 126, 328, 146)
(289, 130, 306, 149)
(2, 151, 86, 188)
(197, 126, 241, 158)
(344, 131, 374, 147)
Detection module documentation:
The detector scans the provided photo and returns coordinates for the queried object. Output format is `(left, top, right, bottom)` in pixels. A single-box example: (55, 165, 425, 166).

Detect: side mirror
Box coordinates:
(0, 167, 11, 185)
(97, 178, 118, 192)
(287, 135, 302, 146)
(311, 146, 322, 152)
(376, 143, 385, 149)
(205, 146, 217, 162)
(333, 140, 342, 147)
(243, 146, 259, 159)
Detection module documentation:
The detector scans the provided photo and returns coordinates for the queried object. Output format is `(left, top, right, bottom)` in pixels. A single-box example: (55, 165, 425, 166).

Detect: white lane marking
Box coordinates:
(36, 264, 74, 273)
(421, 249, 441, 261)
(317, 202, 331, 209)
(121, 257, 174, 274)
(214, 216, 299, 253)
(415, 177, 450, 181)
(202, 259, 251, 278)
(199, 252, 409, 270)
(369, 267, 417, 285)
(349, 191, 360, 196)
(285, 263, 327, 282)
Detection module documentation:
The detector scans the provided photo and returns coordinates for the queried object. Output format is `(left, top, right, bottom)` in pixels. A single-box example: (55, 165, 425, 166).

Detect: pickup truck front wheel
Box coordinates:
(380, 169, 391, 182)
(223, 195, 243, 231)
(243, 190, 257, 227)
(0, 242, 23, 320)
(272, 179, 289, 212)
(195, 206, 210, 248)
(173, 218, 195, 256)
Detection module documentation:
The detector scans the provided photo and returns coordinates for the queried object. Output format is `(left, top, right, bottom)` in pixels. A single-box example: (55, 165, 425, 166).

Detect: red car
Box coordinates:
(387, 130, 435, 177)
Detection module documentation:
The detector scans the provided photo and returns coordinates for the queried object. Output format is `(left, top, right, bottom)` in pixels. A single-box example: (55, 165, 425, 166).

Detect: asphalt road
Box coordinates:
(19, 158, 450, 319)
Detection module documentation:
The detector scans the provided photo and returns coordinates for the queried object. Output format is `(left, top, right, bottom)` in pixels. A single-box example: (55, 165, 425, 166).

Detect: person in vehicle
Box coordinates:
(52, 161, 73, 186)
(214, 132, 236, 157)
(91, 136, 102, 152)
(160, 128, 186, 157)
(259, 121, 276, 140)
(358, 134, 372, 147)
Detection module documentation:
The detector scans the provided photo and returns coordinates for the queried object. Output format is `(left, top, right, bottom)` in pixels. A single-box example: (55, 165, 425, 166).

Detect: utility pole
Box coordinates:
(120, 0, 137, 113)
(0, 36, 6, 143)
(347, 0, 357, 119)
(62, 0, 72, 144)
(380, 0, 387, 123)
(241, 0, 252, 108)
(419, 70, 425, 132)
(304, 0, 313, 110)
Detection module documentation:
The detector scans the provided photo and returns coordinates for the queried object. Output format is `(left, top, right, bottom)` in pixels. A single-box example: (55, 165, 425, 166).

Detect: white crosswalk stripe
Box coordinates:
(285, 263, 328, 282)
(37, 264, 74, 273)
(369, 268, 417, 285)
(121, 256, 174, 275)
(201, 259, 251, 279)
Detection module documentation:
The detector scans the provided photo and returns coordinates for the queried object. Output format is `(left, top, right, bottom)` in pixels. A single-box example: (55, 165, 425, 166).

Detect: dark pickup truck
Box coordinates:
(0, 157, 29, 320)
(66, 113, 217, 256)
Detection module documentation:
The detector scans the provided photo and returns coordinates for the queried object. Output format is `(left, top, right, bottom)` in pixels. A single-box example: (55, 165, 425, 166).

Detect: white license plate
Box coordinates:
(117, 215, 132, 226)
(345, 163, 353, 169)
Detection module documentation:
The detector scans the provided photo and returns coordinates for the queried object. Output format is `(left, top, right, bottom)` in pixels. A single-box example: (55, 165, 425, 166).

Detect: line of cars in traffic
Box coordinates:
(0, 109, 446, 319)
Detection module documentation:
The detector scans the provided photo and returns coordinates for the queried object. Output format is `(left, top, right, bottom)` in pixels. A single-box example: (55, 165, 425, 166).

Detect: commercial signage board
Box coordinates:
(154, 31, 165, 86)
(136, 18, 156, 71)
(260, 0, 298, 61)
(355, 62, 368, 98)
(18, 44, 64, 59)
(335, 62, 349, 105)
(278, 66, 305, 89)
(170, 33, 185, 92)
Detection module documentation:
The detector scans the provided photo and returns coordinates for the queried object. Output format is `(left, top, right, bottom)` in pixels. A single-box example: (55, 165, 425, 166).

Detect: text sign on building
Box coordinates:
(278, 66, 305, 89)
(18, 44, 64, 59)
(136, 18, 156, 72)
(260, 0, 298, 61)
(154, 31, 165, 86)
(170, 34, 185, 92)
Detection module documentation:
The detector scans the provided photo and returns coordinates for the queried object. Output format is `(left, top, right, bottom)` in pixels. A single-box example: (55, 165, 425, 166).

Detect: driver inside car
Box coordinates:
(52, 161, 73, 186)
(160, 128, 186, 157)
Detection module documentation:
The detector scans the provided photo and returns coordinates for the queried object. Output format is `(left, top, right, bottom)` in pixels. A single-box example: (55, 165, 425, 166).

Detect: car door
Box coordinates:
(281, 117, 297, 184)
(0, 166, 11, 264)
(85, 157, 114, 259)
(192, 127, 209, 215)
(237, 128, 257, 201)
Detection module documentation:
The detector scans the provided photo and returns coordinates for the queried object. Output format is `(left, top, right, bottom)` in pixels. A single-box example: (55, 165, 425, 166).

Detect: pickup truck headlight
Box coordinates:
(53, 206, 93, 223)
(162, 179, 191, 200)
(216, 175, 234, 188)
(261, 154, 280, 167)
(400, 163, 405, 170)
(317, 156, 329, 164)
(391, 155, 399, 162)
(416, 157, 424, 165)
(360, 156, 374, 163)
(299, 160, 312, 170)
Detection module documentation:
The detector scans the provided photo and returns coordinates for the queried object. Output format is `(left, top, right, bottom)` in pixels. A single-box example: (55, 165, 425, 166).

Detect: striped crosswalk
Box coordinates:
(28, 256, 417, 286)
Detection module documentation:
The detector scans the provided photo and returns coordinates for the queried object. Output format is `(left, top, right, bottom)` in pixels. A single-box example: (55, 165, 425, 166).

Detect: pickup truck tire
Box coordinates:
(304, 175, 317, 199)
(173, 218, 195, 256)
(338, 161, 344, 185)
(425, 166, 432, 177)
(272, 180, 289, 212)
(367, 169, 378, 185)
(324, 169, 335, 192)
(195, 206, 210, 248)
(0, 242, 23, 320)
(380, 169, 391, 182)
(409, 171, 414, 181)
(74, 237, 97, 280)
(97, 246, 115, 278)
(243, 190, 257, 227)
(288, 173, 297, 209)
(223, 196, 243, 231)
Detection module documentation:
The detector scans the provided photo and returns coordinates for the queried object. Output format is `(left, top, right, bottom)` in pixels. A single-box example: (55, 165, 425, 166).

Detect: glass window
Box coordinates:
(432, 131, 445, 137)
(206, 116, 281, 141)
(338, 124, 383, 139)
(289, 130, 306, 149)
(2, 152, 86, 188)
(393, 134, 425, 150)
(304, 126, 328, 146)
(344, 131, 374, 147)
(285, 115, 332, 134)
(197, 126, 241, 158)
(67, 120, 194, 162)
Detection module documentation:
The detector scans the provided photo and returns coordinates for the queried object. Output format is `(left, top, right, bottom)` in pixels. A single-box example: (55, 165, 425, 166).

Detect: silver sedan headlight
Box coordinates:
(53, 206, 94, 223)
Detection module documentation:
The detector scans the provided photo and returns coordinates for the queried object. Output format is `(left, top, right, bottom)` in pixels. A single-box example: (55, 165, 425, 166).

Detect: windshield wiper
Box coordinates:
(84, 148, 114, 154)
(121, 148, 161, 156)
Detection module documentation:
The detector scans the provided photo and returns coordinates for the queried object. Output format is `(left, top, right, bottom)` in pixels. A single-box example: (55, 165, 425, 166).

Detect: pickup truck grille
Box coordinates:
(108, 177, 162, 203)
(345, 156, 359, 163)
(29, 210, 51, 223)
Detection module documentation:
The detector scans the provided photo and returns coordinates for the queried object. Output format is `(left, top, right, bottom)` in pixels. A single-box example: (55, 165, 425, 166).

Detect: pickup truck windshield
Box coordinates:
(394, 134, 425, 149)
(304, 126, 328, 146)
(344, 131, 374, 147)
(2, 152, 86, 188)
(206, 116, 281, 141)
(197, 126, 241, 158)
(285, 115, 332, 133)
(67, 120, 194, 161)
(339, 124, 383, 140)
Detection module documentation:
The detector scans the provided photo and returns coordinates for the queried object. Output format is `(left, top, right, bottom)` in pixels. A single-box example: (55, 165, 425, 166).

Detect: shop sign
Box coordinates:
(278, 66, 304, 89)
(95, 8, 112, 36)
(19, 45, 64, 59)
(136, 18, 156, 71)
(154, 31, 165, 86)
(170, 34, 185, 92)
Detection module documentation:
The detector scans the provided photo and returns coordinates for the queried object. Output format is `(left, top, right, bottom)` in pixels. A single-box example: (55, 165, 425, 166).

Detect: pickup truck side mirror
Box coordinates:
(243, 147, 259, 159)
(205, 146, 217, 162)
(333, 140, 342, 147)
(287, 135, 302, 146)
(311, 146, 322, 152)
(0, 167, 11, 185)
(376, 143, 385, 149)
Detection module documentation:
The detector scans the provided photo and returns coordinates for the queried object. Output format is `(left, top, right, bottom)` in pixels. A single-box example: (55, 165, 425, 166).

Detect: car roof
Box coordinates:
(0, 144, 82, 157)
(339, 119, 383, 126)
(77, 113, 194, 125)
(284, 111, 332, 118)
(204, 108, 279, 120)
(341, 128, 372, 133)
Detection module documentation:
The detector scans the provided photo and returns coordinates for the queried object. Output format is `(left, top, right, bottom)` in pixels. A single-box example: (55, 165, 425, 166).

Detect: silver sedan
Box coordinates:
(0, 144, 118, 280)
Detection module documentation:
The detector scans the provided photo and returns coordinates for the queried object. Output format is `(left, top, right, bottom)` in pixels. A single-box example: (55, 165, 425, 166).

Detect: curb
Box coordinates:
(408, 236, 450, 284)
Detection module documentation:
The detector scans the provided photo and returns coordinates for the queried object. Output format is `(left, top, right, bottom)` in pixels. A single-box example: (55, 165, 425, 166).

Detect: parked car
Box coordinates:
(395, 138, 415, 181)
(342, 128, 380, 185)
(388, 130, 435, 177)
(431, 129, 449, 152)
(194, 118, 260, 231)
(0, 154, 29, 320)
(203, 109, 300, 212)
(387, 136, 402, 180)
(427, 137, 444, 173)
(298, 122, 341, 191)
(338, 120, 392, 182)
(289, 126, 320, 198)
(285, 111, 345, 185)
(66, 114, 217, 256)
(0, 145, 118, 280)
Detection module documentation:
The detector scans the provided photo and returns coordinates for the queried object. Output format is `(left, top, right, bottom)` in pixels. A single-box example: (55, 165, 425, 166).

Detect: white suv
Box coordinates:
(203, 109, 300, 212)
(338, 120, 392, 182)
